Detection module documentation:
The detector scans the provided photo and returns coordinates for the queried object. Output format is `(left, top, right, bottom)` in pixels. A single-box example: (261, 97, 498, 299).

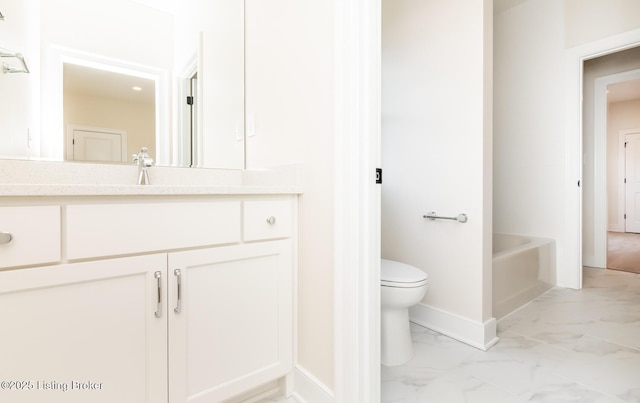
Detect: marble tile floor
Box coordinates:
(261, 267, 640, 403)
(382, 267, 640, 403)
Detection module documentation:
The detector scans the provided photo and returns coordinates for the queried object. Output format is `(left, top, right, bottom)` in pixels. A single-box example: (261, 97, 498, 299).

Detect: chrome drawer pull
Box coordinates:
(0, 232, 12, 244)
(266, 216, 276, 225)
(174, 269, 182, 314)
(154, 271, 162, 318)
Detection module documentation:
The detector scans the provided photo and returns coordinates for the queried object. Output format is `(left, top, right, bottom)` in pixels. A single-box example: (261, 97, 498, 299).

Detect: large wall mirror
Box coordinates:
(0, 0, 245, 169)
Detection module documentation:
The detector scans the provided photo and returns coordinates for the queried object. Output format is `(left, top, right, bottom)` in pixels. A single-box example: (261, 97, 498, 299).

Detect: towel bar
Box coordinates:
(423, 212, 468, 223)
(1, 47, 29, 74)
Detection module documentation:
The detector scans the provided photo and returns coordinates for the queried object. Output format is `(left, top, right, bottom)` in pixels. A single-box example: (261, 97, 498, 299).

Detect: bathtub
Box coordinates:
(493, 233, 556, 319)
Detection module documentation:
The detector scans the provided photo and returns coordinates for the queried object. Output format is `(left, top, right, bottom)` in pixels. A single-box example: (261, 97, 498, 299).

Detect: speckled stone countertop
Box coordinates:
(0, 160, 303, 196)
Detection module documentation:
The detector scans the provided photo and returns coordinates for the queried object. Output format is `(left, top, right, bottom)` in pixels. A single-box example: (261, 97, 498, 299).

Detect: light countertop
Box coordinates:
(0, 160, 303, 197)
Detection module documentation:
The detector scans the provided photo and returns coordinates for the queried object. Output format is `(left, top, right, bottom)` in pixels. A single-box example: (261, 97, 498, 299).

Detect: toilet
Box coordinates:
(380, 259, 429, 366)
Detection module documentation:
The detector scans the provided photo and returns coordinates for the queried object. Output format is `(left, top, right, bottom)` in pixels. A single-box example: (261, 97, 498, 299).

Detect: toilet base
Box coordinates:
(381, 307, 414, 366)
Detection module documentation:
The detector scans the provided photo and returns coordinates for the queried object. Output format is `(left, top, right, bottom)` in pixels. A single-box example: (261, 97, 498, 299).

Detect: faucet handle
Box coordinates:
(133, 147, 153, 166)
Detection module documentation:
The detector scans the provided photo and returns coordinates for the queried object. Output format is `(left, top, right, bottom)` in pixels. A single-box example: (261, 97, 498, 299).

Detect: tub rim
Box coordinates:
(493, 233, 555, 260)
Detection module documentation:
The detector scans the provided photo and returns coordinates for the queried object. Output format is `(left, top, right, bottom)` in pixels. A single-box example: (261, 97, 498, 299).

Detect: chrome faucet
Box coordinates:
(132, 147, 153, 185)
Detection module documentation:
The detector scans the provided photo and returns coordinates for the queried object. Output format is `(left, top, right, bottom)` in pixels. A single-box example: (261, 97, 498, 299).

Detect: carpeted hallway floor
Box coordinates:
(607, 231, 640, 274)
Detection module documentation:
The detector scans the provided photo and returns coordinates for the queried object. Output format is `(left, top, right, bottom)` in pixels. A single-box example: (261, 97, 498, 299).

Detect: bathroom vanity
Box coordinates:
(0, 161, 301, 403)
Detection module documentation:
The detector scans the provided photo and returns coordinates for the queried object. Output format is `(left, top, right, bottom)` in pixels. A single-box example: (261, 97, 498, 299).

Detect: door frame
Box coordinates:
(590, 70, 640, 267)
(623, 131, 640, 233)
(333, 0, 381, 402)
(565, 28, 640, 289)
(617, 129, 640, 232)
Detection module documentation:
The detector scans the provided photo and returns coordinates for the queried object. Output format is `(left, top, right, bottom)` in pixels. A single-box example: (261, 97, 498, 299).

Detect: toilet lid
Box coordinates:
(381, 259, 428, 287)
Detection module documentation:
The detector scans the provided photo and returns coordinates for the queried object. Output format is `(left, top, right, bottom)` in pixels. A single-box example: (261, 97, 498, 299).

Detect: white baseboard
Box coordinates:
(291, 366, 335, 403)
(409, 302, 499, 351)
(583, 256, 596, 268)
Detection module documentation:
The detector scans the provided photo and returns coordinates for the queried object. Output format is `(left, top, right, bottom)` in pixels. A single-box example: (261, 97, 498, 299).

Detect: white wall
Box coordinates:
(244, 0, 336, 392)
(381, 0, 493, 328)
(607, 100, 640, 231)
(493, 0, 566, 261)
(565, 0, 640, 48)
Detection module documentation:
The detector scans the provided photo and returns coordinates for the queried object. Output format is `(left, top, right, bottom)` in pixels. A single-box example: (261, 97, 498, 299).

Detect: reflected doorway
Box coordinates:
(66, 125, 127, 163)
(188, 72, 198, 167)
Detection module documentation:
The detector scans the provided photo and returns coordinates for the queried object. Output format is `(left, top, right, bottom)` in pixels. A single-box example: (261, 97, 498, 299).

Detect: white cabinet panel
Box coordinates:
(0, 205, 60, 268)
(0, 254, 167, 403)
(66, 202, 241, 259)
(1, 194, 297, 403)
(243, 199, 293, 241)
(168, 240, 293, 402)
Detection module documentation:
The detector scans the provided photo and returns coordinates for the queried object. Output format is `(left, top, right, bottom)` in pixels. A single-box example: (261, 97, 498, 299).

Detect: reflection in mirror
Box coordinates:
(63, 63, 156, 164)
(0, 0, 245, 169)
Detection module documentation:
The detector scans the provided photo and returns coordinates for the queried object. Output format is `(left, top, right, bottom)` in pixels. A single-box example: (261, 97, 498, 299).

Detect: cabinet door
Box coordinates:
(0, 255, 168, 403)
(168, 240, 293, 402)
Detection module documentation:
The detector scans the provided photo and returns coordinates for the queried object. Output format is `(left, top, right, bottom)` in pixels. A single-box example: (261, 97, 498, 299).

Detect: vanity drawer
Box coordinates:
(243, 199, 293, 241)
(66, 202, 241, 260)
(0, 206, 61, 269)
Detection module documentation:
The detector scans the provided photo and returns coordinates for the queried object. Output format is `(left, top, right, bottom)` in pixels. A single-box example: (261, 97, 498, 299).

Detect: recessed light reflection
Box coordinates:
(132, 86, 142, 91)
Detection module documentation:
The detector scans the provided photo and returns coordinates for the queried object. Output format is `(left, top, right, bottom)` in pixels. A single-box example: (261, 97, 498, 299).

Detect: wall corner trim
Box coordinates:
(409, 303, 499, 351)
(292, 366, 336, 403)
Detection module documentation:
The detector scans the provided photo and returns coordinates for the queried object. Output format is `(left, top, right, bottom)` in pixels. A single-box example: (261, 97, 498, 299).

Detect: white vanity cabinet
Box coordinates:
(0, 194, 297, 403)
(168, 240, 293, 402)
(0, 254, 169, 403)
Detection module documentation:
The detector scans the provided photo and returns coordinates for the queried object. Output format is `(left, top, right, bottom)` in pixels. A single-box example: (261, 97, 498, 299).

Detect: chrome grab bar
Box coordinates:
(0, 232, 12, 244)
(423, 212, 468, 223)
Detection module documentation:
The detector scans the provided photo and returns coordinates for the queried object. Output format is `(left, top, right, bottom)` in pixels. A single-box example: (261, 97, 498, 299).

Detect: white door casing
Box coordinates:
(625, 132, 640, 233)
(591, 70, 640, 267)
(565, 27, 640, 289)
(334, 0, 381, 401)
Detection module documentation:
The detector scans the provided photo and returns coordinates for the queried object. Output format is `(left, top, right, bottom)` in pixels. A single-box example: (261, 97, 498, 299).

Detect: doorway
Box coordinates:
(581, 48, 640, 273)
(606, 129, 640, 273)
(624, 131, 640, 234)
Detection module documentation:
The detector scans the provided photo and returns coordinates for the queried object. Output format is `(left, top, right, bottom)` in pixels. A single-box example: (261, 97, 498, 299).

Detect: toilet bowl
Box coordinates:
(381, 259, 428, 366)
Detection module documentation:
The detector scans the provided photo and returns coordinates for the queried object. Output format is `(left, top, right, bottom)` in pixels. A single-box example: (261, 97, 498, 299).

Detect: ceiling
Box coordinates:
(63, 63, 155, 106)
(607, 79, 640, 104)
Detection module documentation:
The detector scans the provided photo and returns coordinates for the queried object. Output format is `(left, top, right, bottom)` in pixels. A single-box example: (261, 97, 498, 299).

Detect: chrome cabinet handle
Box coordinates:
(266, 216, 276, 225)
(0, 232, 12, 244)
(154, 271, 162, 318)
(174, 269, 182, 314)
